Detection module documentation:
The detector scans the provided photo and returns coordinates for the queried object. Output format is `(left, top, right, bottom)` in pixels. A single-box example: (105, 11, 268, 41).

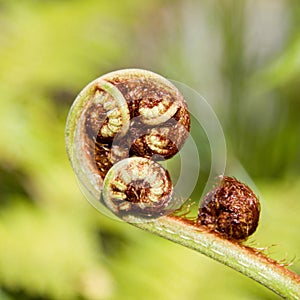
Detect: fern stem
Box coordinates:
(128, 215, 300, 299)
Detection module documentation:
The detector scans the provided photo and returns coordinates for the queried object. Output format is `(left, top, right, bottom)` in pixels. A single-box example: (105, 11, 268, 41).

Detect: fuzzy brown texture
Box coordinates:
(112, 78, 190, 160)
(82, 73, 190, 180)
(197, 176, 260, 240)
(94, 142, 113, 179)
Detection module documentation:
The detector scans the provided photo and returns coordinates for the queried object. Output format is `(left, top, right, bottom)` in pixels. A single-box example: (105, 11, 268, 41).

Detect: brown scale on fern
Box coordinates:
(197, 176, 260, 240)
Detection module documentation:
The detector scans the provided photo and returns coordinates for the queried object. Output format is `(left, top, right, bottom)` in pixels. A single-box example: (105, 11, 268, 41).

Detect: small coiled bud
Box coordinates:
(102, 157, 173, 220)
(197, 176, 260, 240)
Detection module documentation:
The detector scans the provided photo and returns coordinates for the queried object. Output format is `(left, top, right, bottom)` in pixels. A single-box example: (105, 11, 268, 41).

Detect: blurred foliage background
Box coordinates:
(0, 0, 299, 299)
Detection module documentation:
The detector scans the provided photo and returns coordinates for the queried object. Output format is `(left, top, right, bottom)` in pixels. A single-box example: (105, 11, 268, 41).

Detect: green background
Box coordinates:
(0, 1, 299, 299)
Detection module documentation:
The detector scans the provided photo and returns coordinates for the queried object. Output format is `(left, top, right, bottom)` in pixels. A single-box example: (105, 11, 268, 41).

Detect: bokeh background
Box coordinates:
(0, 0, 299, 299)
